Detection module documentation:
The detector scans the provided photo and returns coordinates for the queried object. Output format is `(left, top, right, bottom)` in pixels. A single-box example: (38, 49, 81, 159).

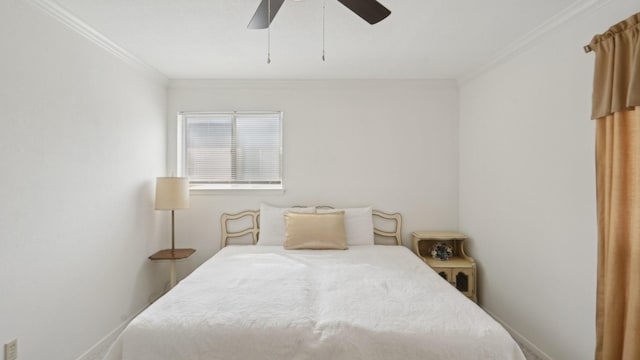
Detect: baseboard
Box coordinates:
(74, 318, 130, 360)
(482, 307, 553, 360)
(76, 285, 169, 360)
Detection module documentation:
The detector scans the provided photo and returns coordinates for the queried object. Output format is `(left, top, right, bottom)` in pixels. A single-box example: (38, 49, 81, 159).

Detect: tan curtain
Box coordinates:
(589, 12, 640, 360)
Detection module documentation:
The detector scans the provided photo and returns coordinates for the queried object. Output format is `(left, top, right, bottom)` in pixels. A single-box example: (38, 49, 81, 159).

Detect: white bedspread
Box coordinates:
(111, 246, 525, 360)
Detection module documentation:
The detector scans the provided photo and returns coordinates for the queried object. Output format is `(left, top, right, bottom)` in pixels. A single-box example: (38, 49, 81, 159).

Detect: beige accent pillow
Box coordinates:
(283, 211, 348, 250)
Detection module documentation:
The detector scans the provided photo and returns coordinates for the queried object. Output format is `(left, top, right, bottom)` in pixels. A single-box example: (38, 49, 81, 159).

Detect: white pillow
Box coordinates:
(317, 206, 374, 245)
(258, 203, 315, 246)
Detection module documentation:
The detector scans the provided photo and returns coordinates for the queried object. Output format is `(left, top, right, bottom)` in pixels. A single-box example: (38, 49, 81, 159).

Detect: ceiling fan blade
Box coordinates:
(336, 0, 391, 24)
(247, 0, 286, 29)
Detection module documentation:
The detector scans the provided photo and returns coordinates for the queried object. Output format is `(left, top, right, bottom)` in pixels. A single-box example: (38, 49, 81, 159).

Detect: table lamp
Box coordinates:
(155, 177, 190, 252)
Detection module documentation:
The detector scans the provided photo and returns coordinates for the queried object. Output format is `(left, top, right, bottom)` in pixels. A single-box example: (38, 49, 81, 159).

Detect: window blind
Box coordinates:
(179, 112, 283, 190)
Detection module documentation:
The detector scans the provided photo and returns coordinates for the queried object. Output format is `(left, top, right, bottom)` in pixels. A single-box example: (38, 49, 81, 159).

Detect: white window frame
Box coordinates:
(177, 111, 284, 192)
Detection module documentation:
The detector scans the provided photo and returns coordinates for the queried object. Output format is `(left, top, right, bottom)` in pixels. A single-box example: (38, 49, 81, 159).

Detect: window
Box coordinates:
(177, 111, 283, 190)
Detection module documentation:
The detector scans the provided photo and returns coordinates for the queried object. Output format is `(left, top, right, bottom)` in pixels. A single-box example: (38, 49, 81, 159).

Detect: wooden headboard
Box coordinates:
(220, 207, 402, 248)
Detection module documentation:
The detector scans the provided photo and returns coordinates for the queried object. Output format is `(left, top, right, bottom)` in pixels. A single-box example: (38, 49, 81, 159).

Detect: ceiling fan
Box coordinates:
(247, 0, 391, 29)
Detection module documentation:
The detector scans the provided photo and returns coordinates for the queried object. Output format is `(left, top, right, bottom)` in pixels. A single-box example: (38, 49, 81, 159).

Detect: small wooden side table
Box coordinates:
(149, 248, 196, 288)
(412, 231, 477, 303)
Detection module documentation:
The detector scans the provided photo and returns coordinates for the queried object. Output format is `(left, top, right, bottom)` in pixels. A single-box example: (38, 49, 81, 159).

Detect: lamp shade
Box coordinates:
(155, 177, 190, 210)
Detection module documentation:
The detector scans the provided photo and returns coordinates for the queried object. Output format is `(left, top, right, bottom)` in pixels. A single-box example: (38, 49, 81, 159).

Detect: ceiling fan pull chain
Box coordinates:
(267, 0, 271, 64)
(322, 0, 326, 61)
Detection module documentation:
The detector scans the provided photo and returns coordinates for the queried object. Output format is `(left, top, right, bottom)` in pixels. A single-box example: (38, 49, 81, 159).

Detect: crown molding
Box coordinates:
(25, 0, 168, 85)
(458, 0, 611, 85)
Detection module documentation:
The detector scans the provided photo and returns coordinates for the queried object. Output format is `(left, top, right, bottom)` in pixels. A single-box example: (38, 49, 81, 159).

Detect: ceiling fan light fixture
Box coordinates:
(248, 0, 391, 64)
(247, 0, 390, 29)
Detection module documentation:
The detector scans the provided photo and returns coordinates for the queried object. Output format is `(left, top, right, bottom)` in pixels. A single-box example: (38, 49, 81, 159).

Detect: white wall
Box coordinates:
(459, 1, 638, 359)
(167, 79, 460, 274)
(0, 1, 168, 359)
(6, 0, 629, 357)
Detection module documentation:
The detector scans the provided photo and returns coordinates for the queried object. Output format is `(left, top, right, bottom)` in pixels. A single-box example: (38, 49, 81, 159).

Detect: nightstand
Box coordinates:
(149, 248, 196, 288)
(412, 231, 477, 303)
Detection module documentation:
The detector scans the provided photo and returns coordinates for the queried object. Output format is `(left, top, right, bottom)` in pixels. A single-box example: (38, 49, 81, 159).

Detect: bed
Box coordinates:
(106, 205, 525, 360)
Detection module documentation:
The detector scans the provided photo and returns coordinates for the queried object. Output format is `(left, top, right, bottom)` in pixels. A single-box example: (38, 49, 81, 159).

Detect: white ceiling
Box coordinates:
(51, 0, 581, 80)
